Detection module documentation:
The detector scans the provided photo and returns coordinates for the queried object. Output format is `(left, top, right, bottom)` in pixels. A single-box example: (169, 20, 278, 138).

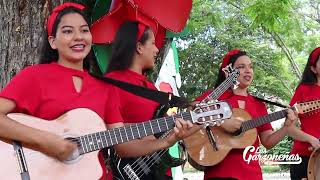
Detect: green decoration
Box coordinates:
(93, 45, 112, 74)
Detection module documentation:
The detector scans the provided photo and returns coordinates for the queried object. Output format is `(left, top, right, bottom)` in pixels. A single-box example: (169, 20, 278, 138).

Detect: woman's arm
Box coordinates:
(287, 124, 320, 150)
(259, 109, 297, 149)
(107, 118, 194, 158)
(0, 97, 76, 161)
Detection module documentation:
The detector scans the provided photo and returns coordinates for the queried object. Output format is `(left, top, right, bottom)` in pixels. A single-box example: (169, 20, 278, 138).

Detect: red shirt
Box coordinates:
(195, 90, 273, 180)
(0, 62, 120, 180)
(289, 84, 320, 156)
(105, 69, 159, 124)
(105, 70, 173, 176)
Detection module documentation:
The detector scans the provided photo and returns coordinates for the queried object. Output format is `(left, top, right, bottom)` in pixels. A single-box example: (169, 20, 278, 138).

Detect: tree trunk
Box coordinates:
(0, 0, 65, 90)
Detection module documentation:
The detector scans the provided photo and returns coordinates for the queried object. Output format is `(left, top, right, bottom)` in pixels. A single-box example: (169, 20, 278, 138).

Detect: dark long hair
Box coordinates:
(39, 7, 93, 70)
(300, 48, 320, 85)
(214, 50, 247, 88)
(106, 21, 151, 73)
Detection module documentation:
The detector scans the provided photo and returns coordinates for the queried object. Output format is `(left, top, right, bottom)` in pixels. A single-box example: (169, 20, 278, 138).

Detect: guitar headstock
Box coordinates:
(222, 64, 240, 89)
(294, 99, 320, 115)
(191, 101, 232, 126)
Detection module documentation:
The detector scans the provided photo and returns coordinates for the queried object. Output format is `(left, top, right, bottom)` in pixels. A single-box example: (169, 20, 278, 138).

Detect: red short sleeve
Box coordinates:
(0, 66, 41, 114)
(104, 86, 124, 124)
(289, 85, 304, 106)
(255, 101, 273, 133)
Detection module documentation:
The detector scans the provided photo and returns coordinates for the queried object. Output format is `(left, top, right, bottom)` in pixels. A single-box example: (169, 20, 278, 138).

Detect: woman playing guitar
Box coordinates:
(288, 47, 320, 180)
(104, 21, 199, 179)
(193, 49, 297, 180)
(0, 3, 123, 179)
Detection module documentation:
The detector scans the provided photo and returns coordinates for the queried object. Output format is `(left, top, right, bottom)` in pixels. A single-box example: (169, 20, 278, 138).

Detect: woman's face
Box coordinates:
(233, 55, 254, 89)
(311, 57, 320, 78)
(138, 30, 159, 70)
(49, 13, 92, 64)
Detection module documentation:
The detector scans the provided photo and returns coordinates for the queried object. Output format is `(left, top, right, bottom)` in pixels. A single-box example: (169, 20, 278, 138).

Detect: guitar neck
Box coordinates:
(77, 112, 192, 155)
(241, 109, 288, 132)
(202, 74, 235, 102)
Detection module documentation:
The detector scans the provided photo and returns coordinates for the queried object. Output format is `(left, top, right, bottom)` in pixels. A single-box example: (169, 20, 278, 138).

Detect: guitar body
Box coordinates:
(0, 108, 106, 180)
(184, 108, 257, 169)
(0, 101, 229, 179)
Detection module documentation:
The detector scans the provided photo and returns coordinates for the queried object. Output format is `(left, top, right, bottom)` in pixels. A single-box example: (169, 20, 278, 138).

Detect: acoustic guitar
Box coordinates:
(110, 64, 240, 180)
(0, 101, 230, 180)
(184, 99, 320, 170)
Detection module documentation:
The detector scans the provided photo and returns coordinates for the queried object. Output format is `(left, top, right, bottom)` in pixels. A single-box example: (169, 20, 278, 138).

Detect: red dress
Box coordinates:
(289, 84, 320, 156)
(195, 90, 273, 180)
(105, 69, 159, 123)
(0, 62, 121, 180)
(105, 69, 177, 177)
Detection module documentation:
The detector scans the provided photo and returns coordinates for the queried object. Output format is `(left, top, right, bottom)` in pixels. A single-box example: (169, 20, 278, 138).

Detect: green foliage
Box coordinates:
(244, 0, 296, 33)
(178, 0, 320, 102)
(261, 165, 281, 173)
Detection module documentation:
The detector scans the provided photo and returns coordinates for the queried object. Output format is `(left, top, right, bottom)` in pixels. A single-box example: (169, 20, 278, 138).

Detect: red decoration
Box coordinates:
(47, 2, 85, 36)
(310, 47, 320, 66)
(221, 49, 241, 69)
(137, 23, 146, 42)
(91, 0, 192, 48)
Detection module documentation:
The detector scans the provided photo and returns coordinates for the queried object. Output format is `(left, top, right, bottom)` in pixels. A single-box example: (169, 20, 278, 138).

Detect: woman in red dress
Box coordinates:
(104, 21, 199, 180)
(288, 47, 320, 180)
(194, 49, 297, 180)
(0, 3, 118, 179)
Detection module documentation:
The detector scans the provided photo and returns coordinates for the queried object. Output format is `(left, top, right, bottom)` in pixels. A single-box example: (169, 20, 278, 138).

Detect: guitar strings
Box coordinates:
(121, 114, 188, 178)
(129, 78, 234, 177)
(203, 75, 234, 102)
(128, 122, 188, 178)
(135, 149, 170, 178)
(8, 116, 178, 159)
(17, 138, 82, 159)
(128, 131, 171, 172)
(131, 113, 199, 177)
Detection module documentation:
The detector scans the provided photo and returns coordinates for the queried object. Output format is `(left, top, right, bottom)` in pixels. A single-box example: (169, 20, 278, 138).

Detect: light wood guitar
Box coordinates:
(0, 101, 231, 180)
(184, 99, 320, 170)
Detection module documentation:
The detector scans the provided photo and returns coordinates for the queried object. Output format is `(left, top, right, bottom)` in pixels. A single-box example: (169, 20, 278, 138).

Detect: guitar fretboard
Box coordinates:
(76, 112, 193, 155)
(202, 70, 239, 102)
(241, 109, 288, 132)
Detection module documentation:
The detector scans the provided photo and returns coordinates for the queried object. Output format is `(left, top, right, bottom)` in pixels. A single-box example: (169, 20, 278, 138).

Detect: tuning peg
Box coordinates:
(210, 122, 217, 126)
(215, 120, 221, 126)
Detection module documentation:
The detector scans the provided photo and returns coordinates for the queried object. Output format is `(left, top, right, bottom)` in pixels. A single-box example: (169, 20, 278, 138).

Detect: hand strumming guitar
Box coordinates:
(36, 131, 77, 161)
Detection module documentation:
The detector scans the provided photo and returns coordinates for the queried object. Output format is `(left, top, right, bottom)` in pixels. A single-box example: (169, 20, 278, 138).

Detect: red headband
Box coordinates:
(221, 49, 241, 69)
(47, 2, 85, 37)
(310, 47, 320, 66)
(137, 23, 147, 42)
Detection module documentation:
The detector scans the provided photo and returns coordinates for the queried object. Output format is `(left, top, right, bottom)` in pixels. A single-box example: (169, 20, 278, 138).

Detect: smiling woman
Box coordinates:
(192, 49, 297, 180)
(48, 13, 91, 66)
(0, 2, 119, 180)
(40, 4, 93, 71)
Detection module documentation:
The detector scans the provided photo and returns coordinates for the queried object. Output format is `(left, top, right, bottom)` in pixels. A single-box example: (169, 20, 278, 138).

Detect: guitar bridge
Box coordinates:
(124, 164, 140, 180)
(206, 127, 218, 151)
(13, 141, 30, 180)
